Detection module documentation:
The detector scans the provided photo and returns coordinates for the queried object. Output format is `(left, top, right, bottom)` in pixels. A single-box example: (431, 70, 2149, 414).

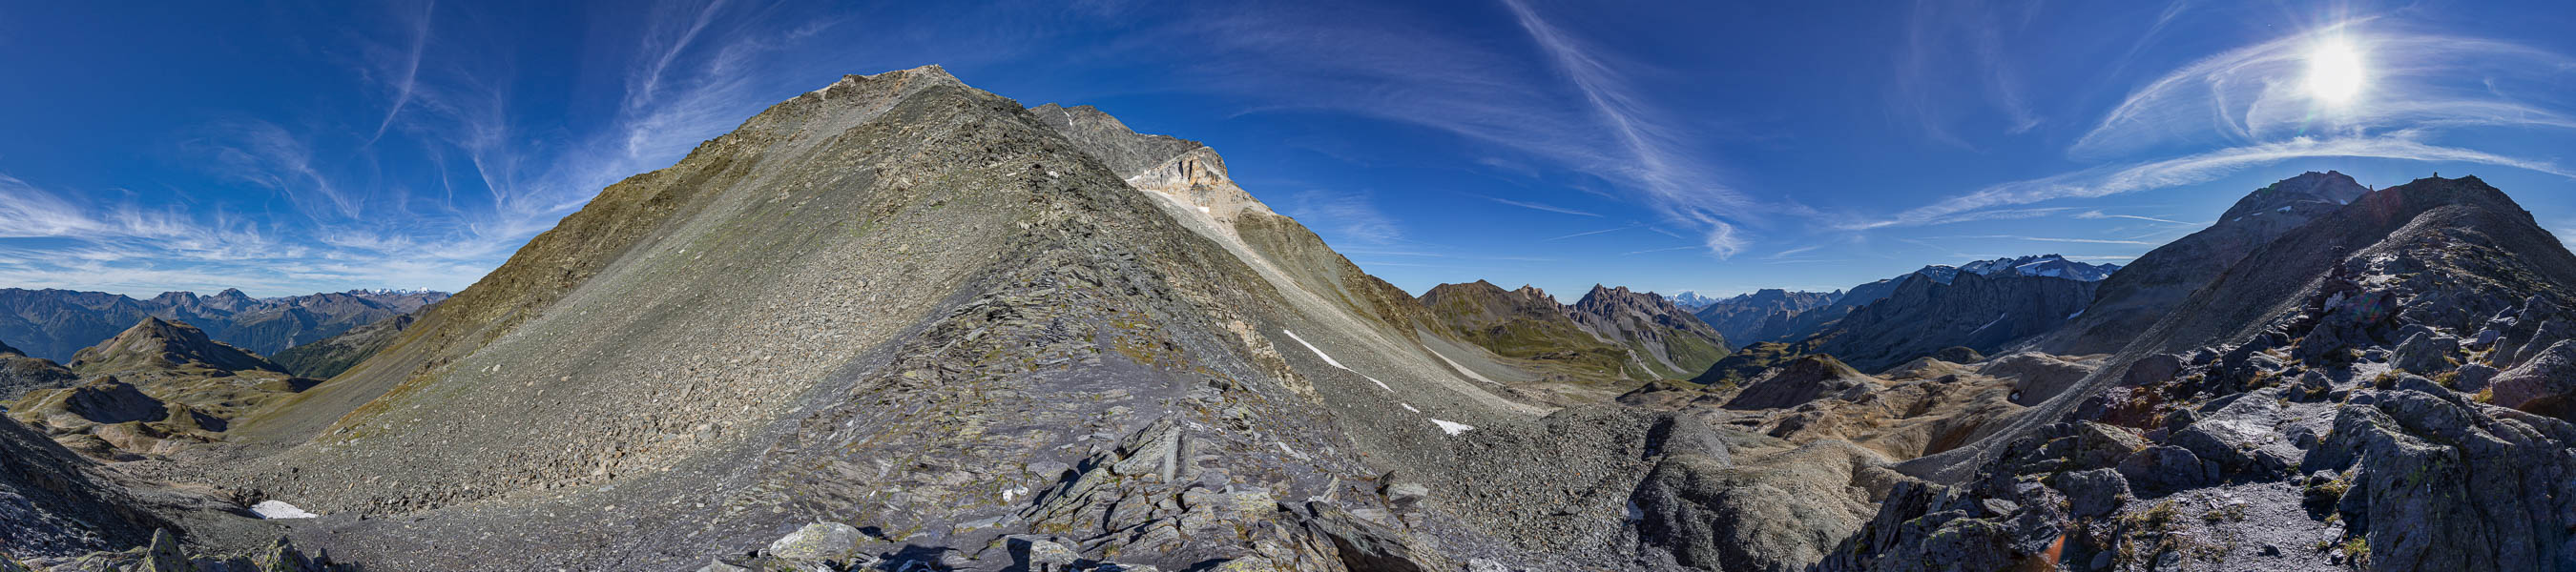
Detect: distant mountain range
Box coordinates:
(1678, 254, 2119, 348)
(0, 288, 449, 361)
(1958, 254, 2121, 281)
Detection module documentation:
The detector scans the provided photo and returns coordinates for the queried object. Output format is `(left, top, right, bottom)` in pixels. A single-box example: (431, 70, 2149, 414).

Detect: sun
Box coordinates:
(2305, 37, 2368, 106)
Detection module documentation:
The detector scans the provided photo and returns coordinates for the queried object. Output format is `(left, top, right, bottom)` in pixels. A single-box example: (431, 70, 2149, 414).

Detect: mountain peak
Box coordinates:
(69, 317, 278, 375)
(2219, 170, 2371, 222)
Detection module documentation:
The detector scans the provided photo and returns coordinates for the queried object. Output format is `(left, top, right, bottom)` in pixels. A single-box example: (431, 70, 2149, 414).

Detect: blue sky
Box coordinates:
(4, 1, 2576, 299)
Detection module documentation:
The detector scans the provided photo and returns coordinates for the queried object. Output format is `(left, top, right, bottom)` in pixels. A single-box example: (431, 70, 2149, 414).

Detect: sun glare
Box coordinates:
(2305, 37, 2368, 106)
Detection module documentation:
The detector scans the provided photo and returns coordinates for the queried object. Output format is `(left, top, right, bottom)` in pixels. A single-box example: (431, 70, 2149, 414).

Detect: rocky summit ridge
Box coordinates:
(118, 65, 1673, 571)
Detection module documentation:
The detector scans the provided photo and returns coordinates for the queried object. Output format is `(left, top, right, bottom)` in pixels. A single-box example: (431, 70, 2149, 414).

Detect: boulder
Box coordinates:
(2050, 468, 2129, 519)
(2452, 363, 2499, 393)
(2115, 445, 2217, 497)
(1017, 538, 1078, 572)
(1816, 479, 2065, 572)
(765, 522, 866, 565)
(1631, 441, 1887, 571)
(2390, 332, 2460, 375)
(2121, 353, 2186, 387)
(1291, 501, 1427, 572)
(2300, 389, 2576, 569)
(2485, 339, 2576, 415)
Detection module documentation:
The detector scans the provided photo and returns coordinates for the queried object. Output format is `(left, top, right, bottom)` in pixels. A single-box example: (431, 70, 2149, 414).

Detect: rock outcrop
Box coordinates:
(0, 339, 76, 401)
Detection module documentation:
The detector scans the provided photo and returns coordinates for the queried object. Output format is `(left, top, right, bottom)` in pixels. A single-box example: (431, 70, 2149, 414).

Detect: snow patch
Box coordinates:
(1402, 403, 1421, 413)
(1965, 313, 2008, 336)
(1430, 419, 1476, 435)
(1281, 329, 1391, 391)
(251, 500, 317, 520)
(1429, 349, 1505, 386)
(1361, 375, 1392, 392)
(2067, 309, 2086, 319)
(1198, 206, 1212, 214)
(1280, 330, 1347, 369)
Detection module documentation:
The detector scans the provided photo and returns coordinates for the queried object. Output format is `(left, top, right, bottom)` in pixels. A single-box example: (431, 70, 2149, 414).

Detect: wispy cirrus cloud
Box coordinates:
(1501, 0, 1752, 256)
(1866, 134, 2571, 230)
(1152, 1, 1758, 257)
(2071, 24, 2576, 159)
(1278, 189, 1405, 246)
(364, 0, 435, 144)
(1473, 193, 1600, 217)
(1546, 223, 1643, 242)
(1891, 0, 2046, 147)
(2076, 211, 2196, 225)
(1956, 235, 2159, 245)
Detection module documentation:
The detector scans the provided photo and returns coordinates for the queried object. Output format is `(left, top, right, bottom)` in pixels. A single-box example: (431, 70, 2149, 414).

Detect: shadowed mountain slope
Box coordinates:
(1806, 272, 2098, 373)
(271, 310, 425, 379)
(2038, 171, 2372, 355)
(1690, 289, 1837, 346)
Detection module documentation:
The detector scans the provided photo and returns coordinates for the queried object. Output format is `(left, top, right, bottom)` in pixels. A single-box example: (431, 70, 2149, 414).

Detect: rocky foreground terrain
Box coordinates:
(3, 67, 2574, 572)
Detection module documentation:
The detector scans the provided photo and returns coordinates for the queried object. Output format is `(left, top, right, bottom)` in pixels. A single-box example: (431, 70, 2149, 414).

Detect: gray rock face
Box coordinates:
(2302, 389, 2576, 570)
(1567, 285, 1731, 378)
(1027, 103, 1203, 178)
(1632, 441, 1889, 572)
(2390, 332, 2461, 375)
(2486, 339, 2576, 414)
(2053, 468, 2129, 519)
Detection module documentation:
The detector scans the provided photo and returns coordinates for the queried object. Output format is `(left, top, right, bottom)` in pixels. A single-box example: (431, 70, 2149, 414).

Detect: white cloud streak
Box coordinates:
(1475, 194, 1600, 217)
(2076, 211, 2197, 225)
